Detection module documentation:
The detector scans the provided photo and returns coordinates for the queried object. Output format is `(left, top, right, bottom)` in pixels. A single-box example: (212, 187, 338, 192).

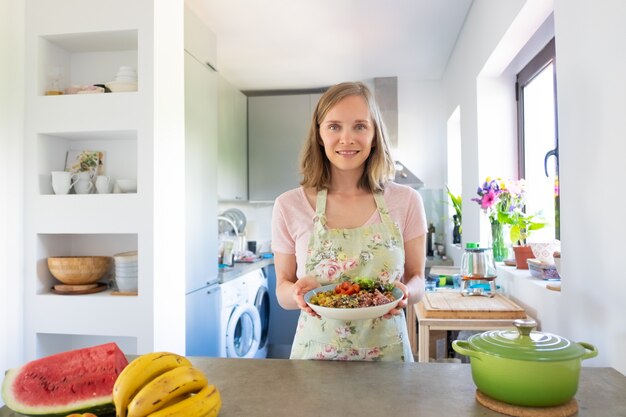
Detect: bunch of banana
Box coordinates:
(113, 352, 221, 417)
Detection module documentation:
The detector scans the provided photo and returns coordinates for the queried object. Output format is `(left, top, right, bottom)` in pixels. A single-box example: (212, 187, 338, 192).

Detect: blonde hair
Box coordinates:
(299, 81, 395, 192)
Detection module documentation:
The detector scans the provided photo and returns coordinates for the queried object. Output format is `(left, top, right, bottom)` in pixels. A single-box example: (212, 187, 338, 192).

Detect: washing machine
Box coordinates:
(245, 269, 270, 358)
(219, 274, 262, 358)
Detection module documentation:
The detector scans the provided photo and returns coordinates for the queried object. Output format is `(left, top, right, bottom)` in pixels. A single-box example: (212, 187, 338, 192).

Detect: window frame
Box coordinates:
(515, 37, 560, 239)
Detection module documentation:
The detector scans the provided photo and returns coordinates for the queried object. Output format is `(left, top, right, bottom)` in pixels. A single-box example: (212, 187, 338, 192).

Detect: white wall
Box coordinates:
(444, 0, 626, 374)
(396, 79, 446, 189)
(0, 0, 25, 404)
(553, 0, 626, 375)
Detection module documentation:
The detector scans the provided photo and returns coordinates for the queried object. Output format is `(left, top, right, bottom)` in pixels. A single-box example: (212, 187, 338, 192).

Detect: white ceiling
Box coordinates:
(185, 0, 473, 92)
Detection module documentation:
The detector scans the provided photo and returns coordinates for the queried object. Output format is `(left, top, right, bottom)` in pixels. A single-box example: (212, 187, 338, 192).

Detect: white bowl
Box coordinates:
(116, 179, 137, 193)
(105, 81, 138, 93)
(305, 284, 403, 321)
(115, 276, 138, 292)
(114, 250, 138, 263)
(116, 66, 136, 75)
(529, 241, 561, 264)
(114, 76, 138, 83)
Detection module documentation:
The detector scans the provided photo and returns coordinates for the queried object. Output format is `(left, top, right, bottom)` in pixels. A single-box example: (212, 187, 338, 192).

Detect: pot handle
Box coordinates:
(579, 342, 598, 360)
(451, 340, 479, 358)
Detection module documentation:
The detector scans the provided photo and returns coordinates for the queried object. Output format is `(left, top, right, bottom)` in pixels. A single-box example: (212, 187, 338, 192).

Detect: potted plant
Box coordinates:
(446, 186, 462, 244)
(502, 209, 547, 269)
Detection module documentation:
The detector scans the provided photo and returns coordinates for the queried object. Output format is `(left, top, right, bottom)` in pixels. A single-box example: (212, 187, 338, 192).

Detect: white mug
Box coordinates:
(51, 171, 76, 195)
(95, 175, 112, 194)
(72, 171, 94, 194)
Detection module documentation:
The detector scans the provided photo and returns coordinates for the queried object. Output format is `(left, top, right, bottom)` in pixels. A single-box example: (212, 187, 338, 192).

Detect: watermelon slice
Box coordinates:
(1, 342, 128, 417)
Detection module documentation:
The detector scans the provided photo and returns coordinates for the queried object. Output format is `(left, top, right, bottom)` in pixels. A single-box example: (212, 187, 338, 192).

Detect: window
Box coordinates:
(516, 38, 559, 240)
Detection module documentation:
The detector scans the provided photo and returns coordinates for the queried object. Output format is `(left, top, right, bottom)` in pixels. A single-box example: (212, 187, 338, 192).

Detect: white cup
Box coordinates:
(72, 171, 94, 194)
(95, 175, 112, 194)
(51, 171, 76, 195)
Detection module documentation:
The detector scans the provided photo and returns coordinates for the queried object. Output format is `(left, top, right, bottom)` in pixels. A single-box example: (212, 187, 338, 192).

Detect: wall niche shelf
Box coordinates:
(39, 29, 138, 96)
(36, 233, 138, 295)
(37, 129, 138, 195)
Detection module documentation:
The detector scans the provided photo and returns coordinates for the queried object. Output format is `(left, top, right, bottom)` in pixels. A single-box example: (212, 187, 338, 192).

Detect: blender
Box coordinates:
(460, 243, 497, 297)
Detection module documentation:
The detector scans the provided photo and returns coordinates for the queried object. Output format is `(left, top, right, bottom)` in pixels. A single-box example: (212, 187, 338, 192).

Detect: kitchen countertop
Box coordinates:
(219, 255, 448, 285)
(2, 359, 624, 416)
(218, 257, 273, 284)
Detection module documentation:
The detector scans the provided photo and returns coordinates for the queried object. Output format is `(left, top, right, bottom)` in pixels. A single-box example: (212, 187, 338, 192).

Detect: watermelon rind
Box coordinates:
(2, 367, 115, 417)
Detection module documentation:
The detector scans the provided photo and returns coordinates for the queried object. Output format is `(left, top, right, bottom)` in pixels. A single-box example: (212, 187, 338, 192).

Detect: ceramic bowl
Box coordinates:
(114, 250, 138, 263)
(529, 240, 561, 264)
(105, 81, 138, 93)
(114, 76, 138, 83)
(305, 284, 403, 320)
(47, 256, 112, 285)
(116, 179, 137, 193)
(115, 265, 138, 273)
(115, 276, 138, 292)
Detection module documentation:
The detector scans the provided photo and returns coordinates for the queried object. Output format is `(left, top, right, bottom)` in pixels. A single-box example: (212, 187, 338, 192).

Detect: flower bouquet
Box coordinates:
(472, 177, 546, 266)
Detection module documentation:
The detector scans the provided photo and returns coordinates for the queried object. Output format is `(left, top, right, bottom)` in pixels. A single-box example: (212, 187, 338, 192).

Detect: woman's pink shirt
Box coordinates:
(271, 182, 428, 279)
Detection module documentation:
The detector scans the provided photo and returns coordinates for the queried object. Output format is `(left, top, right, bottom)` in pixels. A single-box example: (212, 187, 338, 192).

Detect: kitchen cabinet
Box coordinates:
(218, 76, 247, 201)
(184, 50, 218, 293)
(247, 93, 322, 202)
(22, 0, 192, 359)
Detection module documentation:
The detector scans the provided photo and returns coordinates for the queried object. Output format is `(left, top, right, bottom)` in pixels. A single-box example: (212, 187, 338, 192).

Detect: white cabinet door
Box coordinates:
(248, 94, 312, 202)
(218, 77, 247, 201)
(185, 51, 218, 293)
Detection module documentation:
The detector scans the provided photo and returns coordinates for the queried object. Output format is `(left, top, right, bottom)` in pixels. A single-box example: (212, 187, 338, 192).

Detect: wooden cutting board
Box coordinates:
(420, 292, 526, 319)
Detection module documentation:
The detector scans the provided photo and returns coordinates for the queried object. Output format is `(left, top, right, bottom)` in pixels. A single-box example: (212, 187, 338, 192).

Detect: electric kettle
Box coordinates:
(460, 243, 497, 297)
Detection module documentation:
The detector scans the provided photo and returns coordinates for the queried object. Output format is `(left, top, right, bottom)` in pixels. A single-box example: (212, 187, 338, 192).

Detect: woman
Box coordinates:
(271, 81, 427, 361)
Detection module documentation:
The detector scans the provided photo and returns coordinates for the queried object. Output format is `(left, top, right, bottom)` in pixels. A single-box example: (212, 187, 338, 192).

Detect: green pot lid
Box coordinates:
(468, 319, 588, 361)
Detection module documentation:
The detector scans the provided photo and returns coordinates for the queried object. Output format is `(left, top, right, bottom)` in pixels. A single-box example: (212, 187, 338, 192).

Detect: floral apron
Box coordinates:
(290, 189, 413, 362)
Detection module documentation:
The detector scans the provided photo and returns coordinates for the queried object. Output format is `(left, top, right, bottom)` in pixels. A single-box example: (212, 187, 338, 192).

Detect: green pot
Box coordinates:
(452, 319, 598, 407)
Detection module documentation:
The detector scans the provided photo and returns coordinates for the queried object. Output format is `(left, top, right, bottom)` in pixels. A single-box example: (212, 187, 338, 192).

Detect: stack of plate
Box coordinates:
(114, 251, 138, 292)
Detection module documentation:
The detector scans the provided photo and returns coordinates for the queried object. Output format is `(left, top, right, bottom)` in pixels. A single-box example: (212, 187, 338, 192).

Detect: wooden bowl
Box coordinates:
(47, 256, 113, 285)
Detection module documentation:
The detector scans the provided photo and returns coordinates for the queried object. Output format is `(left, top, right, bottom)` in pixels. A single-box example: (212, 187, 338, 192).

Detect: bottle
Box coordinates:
(427, 223, 436, 256)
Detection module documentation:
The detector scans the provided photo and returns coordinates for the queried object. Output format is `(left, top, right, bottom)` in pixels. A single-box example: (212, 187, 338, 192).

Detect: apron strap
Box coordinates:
(316, 189, 395, 230)
(314, 189, 328, 226)
(373, 192, 395, 227)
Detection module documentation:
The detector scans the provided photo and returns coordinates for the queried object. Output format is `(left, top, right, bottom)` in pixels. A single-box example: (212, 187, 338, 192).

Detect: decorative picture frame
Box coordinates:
(65, 150, 105, 176)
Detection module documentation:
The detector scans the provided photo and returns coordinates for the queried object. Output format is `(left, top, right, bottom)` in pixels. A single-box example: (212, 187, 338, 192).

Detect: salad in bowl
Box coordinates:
(305, 277, 404, 320)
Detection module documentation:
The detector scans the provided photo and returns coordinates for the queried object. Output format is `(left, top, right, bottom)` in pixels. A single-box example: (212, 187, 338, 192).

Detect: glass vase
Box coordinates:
(490, 220, 508, 262)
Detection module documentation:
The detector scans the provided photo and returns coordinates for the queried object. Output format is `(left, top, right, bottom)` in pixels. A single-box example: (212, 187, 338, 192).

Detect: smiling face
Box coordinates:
(319, 94, 375, 176)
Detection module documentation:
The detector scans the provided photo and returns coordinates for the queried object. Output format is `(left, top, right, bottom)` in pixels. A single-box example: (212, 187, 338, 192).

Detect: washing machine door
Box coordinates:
(253, 286, 270, 351)
(225, 303, 261, 358)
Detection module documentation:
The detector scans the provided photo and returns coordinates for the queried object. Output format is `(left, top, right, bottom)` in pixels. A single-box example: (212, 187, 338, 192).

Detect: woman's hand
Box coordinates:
(382, 280, 409, 320)
(292, 276, 321, 318)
